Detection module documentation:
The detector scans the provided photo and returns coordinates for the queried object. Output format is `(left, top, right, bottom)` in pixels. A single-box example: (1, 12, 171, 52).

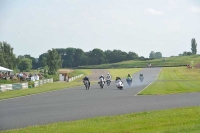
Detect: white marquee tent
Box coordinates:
(0, 66, 13, 72)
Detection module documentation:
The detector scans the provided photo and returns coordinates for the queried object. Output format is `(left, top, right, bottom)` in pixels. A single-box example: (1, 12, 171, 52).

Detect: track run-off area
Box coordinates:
(0, 68, 200, 130)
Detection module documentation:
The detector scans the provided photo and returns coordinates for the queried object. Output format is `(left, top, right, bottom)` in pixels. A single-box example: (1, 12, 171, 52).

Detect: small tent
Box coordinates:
(0, 66, 13, 72)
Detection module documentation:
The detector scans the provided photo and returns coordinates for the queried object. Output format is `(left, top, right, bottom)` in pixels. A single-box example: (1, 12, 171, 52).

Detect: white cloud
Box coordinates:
(190, 6, 200, 13)
(145, 7, 164, 15)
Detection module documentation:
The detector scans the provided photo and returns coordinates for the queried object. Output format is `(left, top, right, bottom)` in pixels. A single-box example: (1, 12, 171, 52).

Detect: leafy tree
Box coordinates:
(127, 52, 138, 60)
(149, 51, 155, 58)
(39, 53, 48, 67)
(24, 55, 38, 69)
(18, 54, 39, 69)
(109, 50, 124, 63)
(47, 47, 141, 67)
(0, 42, 16, 69)
(55, 48, 68, 68)
(40, 56, 47, 67)
(149, 51, 162, 59)
(73, 48, 86, 66)
(0, 52, 6, 67)
(119, 51, 128, 61)
(47, 49, 62, 75)
(155, 52, 162, 58)
(16, 56, 24, 69)
(191, 38, 197, 54)
(65, 48, 76, 68)
(139, 56, 145, 60)
(90, 48, 105, 65)
(104, 50, 112, 63)
(18, 58, 32, 72)
(183, 51, 192, 56)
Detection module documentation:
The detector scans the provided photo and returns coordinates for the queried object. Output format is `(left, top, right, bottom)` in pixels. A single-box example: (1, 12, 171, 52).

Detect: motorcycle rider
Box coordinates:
(140, 73, 144, 78)
(106, 73, 112, 81)
(83, 76, 90, 87)
(115, 76, 122, 82)
(126, 73, 132, 81)
(98, 75, 105, 84)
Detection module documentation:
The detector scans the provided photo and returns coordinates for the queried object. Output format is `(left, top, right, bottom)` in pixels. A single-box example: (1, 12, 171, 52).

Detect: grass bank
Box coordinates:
(107, 68, 141, 80)
(139, 67, 200, 95)
(0, 82, 83, 100)
(2, 106, 200, 133)
(78, 55, 200, 68)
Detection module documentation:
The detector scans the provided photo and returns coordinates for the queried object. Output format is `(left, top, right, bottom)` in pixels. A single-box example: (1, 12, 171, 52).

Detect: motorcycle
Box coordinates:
(116, 79, 123, 90)
(126, 77, 132, 86)
(139, 74, 144, 82)
(106, 79, 111, 86)
(84, 80, 89, 90)
(99, 78, 105, 89)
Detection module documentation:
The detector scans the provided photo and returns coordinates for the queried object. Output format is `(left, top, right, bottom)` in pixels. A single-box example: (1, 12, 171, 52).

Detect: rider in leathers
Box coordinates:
(99, 75, 105, 84)
(126, 73, 132, 81)
(115, 76, 122, 82)
(106, 73, 111, 81)
(83, 76, 90, 87)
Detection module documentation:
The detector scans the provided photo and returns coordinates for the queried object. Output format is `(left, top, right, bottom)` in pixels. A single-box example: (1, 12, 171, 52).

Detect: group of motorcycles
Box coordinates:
(84, 74, 144, 90)
(98, 78, 123, 90)
(97, 74, 144, 90)
(98, 77, 111, 89)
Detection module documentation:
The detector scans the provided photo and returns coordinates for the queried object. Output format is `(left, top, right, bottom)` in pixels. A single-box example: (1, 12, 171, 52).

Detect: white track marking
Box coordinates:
(135, 68, 162, 96)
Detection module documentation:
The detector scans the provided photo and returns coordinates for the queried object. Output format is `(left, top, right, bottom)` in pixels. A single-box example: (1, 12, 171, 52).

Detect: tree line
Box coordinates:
(0, 38, 197, 75)
(0, 42, 142, 74)
(39, 48, 142, 68)
(0, 42, 61, 74)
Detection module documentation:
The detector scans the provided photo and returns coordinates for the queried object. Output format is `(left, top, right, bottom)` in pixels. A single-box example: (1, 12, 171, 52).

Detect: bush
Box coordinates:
(48, 74, 59, 82)
(0, 80, 22, 84)
(28, 81, 35, 87)
(42, 74, 59, 82)
(13, 69, 20, 74)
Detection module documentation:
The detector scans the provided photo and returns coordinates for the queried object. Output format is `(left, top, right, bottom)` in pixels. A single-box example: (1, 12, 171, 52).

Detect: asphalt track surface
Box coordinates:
(0, 68, 200, 130)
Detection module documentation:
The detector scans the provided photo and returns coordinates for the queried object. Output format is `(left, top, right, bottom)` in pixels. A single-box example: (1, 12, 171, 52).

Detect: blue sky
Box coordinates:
(0, 0, 200, 58)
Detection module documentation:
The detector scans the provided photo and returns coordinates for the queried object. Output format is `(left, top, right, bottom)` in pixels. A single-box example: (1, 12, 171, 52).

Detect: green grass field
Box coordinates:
(2, 106, 200, 133)
(78, 55, 200, 68)
(139, 67, 200, 95)
(107, 68, 141, 80)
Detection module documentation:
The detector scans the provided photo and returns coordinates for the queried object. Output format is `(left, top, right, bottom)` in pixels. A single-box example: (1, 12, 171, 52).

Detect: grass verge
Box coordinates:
(2, 106, 200, 133)
(0, 82, 83, 100)
(139, 67, 200, 95)
(107, 68, 141, 80)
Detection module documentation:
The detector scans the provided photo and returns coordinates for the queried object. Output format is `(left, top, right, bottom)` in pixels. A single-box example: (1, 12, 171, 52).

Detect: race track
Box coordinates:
(0, 68, 200, 130)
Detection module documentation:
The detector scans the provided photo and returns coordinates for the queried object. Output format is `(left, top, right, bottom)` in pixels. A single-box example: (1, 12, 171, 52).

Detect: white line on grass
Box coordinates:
(135, 68, 162, 96)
